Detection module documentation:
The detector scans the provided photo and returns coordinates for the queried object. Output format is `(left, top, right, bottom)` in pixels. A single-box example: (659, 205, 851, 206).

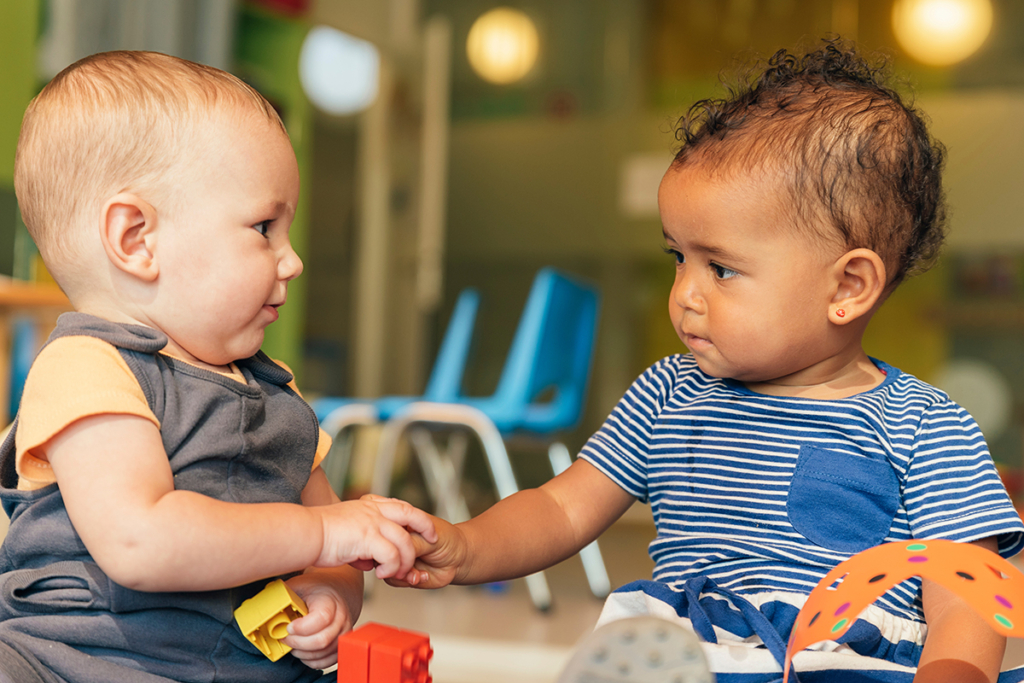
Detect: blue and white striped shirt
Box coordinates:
(581, 354, 1024, 623)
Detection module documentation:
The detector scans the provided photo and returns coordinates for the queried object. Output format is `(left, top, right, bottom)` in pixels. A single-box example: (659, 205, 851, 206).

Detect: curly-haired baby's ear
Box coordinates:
(828, 248, 887, 325)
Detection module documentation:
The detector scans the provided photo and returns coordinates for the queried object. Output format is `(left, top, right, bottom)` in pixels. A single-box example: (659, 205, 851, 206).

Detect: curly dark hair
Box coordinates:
(672, 39, 946, 286)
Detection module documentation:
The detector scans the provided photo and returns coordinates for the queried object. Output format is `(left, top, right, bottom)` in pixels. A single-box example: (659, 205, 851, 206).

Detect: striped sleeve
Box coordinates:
(903, 399, 1024, 558)
(580, 357, 680, 502)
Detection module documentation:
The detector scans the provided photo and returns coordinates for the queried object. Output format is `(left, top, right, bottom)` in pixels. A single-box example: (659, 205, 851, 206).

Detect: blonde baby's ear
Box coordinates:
(828, 248, 887, 325)
(99, 193, 159, 282)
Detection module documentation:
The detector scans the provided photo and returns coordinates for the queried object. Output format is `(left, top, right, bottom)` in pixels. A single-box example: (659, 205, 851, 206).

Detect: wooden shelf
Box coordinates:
(0, 279, 68, 308)
(0, 279, 72, 424)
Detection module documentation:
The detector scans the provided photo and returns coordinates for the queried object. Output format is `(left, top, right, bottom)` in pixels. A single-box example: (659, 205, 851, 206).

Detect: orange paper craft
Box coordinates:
(783, 539, 1024, 683)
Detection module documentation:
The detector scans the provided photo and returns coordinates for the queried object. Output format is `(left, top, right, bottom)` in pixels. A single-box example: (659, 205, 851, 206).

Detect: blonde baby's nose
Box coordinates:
(279, 245, 303, 281)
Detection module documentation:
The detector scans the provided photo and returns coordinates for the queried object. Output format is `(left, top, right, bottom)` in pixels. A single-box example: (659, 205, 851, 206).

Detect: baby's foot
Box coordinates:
(558, 616, 714, 683)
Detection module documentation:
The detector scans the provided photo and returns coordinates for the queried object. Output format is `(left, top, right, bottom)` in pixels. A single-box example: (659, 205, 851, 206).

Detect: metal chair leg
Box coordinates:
(407, 427, 471, 523)
(319, 403, 380, 496)
(375, 403, 553, 611)
(549, 442, 612, 599)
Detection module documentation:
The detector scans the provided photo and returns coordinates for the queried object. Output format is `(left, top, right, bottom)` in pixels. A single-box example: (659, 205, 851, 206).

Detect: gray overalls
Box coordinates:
(0, 313, 333, 683)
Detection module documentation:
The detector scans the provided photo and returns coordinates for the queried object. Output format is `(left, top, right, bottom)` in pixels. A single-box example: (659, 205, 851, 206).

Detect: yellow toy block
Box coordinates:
(234, 579, 308, 662)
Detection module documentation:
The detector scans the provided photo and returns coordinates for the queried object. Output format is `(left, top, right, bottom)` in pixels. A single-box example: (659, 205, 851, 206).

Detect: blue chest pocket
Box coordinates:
(786, 445, 899, 553)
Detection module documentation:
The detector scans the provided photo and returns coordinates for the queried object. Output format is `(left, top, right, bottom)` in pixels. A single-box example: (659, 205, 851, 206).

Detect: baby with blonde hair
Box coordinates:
(17, 51, 283, 297)
(0, 51, 433, 683)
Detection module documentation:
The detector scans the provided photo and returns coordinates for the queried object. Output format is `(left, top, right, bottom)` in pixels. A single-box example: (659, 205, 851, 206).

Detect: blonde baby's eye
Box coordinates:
(253, 220, 271, 237)
(711, 262, 738, 279)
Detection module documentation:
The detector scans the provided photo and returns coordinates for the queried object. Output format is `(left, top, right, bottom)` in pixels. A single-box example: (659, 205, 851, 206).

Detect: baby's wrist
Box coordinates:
(308, 506, 333, 567)
(450, 524, 474, 584)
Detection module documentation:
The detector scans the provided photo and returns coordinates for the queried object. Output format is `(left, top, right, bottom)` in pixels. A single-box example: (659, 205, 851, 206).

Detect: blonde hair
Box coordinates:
(14, 51, 286, 285)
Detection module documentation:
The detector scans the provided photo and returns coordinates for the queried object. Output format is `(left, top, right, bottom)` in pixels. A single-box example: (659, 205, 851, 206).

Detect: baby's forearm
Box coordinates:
(455, 487, 581, 584)
(44, 414, 351, 593)
(453, 460, 634, 584)
(94, 489, 327, 592)
(914, 603, 1004, 683)
(915, 557, 1005, 683)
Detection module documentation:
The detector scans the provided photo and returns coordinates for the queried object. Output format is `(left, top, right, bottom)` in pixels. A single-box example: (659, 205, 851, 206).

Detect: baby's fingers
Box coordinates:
(367, 496, 438, 543)
(394, 534, 436, 586)
(280, 602, 340, 669)
(285, 608, 331, 639)
(385, 563, 437, 589)
(372, 520, 420, 579)
(284, 636, 338, 670)
(349, 558, 376, 572)
(411, 530, 435, 557)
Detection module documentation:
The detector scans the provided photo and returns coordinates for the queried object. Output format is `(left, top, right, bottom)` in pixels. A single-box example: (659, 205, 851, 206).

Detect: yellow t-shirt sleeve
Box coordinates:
(15, 336, 160, 490)
(312, 429, 332, 471)
(272, 359, 333, 471)
(14, 343, 331, 490)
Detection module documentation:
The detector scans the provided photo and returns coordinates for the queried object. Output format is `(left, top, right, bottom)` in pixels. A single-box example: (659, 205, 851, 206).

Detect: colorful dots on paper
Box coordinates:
(784, 539, 1024, 683)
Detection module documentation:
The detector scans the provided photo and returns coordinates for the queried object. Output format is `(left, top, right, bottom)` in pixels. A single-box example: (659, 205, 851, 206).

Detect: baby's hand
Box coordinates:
(383, 511, 468, 590)
(313, 497, 437, 581)
(280, 573, 355, 670)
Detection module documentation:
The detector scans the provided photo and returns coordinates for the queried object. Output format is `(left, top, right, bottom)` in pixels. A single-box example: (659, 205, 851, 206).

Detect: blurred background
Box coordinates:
(2, 1, 1024, 679)
(1, 0, 1024, 500)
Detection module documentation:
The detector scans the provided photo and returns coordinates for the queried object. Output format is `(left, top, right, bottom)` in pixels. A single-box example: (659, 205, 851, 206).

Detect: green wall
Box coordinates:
(0, 0, 39, 279)
(235, 3, 312, 380)
(0, 1, 37, 188)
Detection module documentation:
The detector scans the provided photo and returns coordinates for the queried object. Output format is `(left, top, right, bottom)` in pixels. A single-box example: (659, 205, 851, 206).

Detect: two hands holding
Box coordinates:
(280, 494, 457, 669)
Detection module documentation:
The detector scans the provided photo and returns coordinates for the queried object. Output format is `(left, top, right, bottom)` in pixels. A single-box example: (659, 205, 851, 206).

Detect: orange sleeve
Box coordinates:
(15, 336, 159, 490)
(312, 429, 333, 471)
(274, 359, 333, 471)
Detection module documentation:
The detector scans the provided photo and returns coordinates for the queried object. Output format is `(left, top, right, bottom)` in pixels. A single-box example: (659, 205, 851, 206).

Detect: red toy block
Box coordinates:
(338, 623, 432, 683)
(338, 623, 397, 683)
(369, 629, 432, 683)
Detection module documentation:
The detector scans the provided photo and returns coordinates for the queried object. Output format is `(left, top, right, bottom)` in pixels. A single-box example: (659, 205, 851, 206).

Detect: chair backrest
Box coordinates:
(423, 287, 480, 402)
(8, 316, 38, 421)
(311, 287, 478, 423)
(490, 268, 600, 434)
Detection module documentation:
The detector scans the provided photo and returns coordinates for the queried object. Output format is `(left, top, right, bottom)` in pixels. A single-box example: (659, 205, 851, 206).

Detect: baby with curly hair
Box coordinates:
(396, 41, 1024, 683)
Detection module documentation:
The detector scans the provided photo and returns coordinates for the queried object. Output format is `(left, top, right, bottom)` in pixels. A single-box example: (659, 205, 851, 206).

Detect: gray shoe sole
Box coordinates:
(558, 616, 715, 683)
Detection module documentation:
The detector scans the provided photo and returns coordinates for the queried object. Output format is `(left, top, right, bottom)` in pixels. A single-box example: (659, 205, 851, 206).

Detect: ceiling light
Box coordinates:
(466, 7, 539, 85)
(892, 0, 993, 66)
(299, 25, 380, 115)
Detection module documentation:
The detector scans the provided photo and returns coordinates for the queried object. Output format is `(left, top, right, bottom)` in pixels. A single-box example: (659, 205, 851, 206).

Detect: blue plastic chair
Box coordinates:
(372, 268, 609, 610)
(8, 316, 38, 420)
(311, 288, 480, 494)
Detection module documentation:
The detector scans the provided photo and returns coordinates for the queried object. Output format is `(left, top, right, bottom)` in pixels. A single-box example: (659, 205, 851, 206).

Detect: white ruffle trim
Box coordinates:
(597, 587, 926, 675)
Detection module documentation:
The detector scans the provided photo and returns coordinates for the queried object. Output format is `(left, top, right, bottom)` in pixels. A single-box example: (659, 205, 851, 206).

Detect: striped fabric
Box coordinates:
(581, 354, 1024, 626)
